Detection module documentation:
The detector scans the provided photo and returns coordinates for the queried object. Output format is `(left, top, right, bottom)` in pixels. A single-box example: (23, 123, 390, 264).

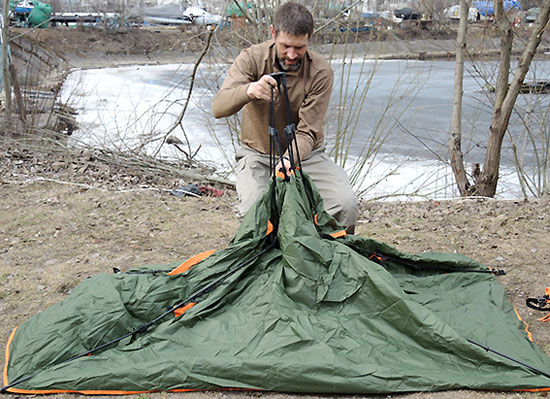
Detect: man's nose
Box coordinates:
(287, 48, 297, 59)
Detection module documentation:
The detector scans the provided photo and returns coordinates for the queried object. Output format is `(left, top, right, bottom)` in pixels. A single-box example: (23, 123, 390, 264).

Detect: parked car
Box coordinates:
(183, 6, 221, 27)
(444, 5, 480, 22)
(526, 7, 540, 23)
(143, 3, 191, 26)
(393, 7, 420, 21)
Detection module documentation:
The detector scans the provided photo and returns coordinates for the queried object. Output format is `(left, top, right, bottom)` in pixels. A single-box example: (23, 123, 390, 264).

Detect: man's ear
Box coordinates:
(269, 25, 276, 40)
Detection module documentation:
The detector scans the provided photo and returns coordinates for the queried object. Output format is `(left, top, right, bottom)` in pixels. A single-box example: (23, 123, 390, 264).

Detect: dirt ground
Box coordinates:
(3, 23, 550, 399)
(1, 140, 550, 399)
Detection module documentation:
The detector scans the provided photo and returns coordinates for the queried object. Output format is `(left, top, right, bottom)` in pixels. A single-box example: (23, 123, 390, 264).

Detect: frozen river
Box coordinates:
(60, 58, 550, 200)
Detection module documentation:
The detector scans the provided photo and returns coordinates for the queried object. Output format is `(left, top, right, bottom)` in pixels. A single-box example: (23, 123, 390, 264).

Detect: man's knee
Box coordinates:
(235, 152, 271, 217)
(323, 189, 359, 229)
(336, 193, 360, 229)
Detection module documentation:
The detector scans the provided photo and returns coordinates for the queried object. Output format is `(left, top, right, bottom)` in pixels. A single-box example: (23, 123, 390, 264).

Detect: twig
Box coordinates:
(154, 28, 215, 157)
(1, 135, 235, 187)
(2, 175, 114, 192)
(230, 0, 255, 26)
(89, 146, 234, 186)
(9, 16, 55, 41)
(395, 119, 448, 164)
(1, 175, 194, 194)
(313, 0, 363, 35)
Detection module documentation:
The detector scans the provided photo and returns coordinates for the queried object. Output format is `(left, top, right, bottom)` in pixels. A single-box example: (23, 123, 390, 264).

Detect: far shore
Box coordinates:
(63, 37, 545, 71)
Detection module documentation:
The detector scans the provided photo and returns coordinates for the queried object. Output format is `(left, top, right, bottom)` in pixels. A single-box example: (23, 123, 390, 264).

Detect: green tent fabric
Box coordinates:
(226, 2, 252, 17)
(3, 171, 550, 394)
(9, 0, 51, 27)
(28, 1, 52, 28)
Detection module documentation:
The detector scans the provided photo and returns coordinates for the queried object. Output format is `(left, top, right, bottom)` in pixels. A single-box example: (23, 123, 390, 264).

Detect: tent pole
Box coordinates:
(467, 338, 550, 379)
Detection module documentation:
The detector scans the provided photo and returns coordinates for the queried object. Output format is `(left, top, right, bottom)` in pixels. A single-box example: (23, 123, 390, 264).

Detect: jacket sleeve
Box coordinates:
(291, 67, 334, 160)
(212, 50, 256, 118)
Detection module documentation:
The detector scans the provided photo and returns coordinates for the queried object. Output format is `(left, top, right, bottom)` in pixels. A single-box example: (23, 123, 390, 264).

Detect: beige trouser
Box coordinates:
(235, 145, 359, 228)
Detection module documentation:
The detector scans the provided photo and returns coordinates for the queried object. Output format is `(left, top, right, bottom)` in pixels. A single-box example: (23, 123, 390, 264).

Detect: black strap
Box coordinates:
(280, 74, 303, 171)
(269, 82, 288, 178)
(269, 72, 301, 171)
(268, 71, 322, 223)
(113, 267, 172, 275)
(526, 291, 550, 311)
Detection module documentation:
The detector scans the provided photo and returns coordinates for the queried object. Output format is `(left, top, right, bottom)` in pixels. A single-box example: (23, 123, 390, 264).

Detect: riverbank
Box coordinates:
(14, 23, 550, 74)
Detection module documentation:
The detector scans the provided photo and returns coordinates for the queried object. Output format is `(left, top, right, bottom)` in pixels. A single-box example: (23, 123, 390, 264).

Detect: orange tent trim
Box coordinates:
(514, 306, 534, 342)
(3, 327, 17, 388)
(266, 220, 274, 236)
(168, 249, 216, 276)
(174, 302, 196, 318)
(5, 386, 259, 395)
(330, 230, 347, 239)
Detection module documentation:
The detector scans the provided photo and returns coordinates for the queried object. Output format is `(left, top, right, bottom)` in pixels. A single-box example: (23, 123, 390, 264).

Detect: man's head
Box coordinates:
(270, 2, 313, 72)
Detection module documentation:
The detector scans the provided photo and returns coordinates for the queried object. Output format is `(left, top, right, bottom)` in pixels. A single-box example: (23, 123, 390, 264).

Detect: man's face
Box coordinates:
(271, 28, 309, 72)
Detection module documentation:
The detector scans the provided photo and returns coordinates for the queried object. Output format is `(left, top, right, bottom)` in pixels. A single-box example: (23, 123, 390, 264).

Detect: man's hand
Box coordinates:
(247, 75, 278, 102)
(275, 157, 292, 177)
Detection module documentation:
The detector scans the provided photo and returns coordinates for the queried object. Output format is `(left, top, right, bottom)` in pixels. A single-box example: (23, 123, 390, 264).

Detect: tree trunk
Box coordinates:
(493, 0, 513, 112)
(476, 0, 550, 197)
(9, 63, 26, 125)
(448, 0, 472, 196)
(2, 0, 12, 132)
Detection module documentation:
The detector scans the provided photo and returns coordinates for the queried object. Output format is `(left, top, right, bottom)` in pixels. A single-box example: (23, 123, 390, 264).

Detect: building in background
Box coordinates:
(50, 0, 205, 13)
(31, 0, 465, 23)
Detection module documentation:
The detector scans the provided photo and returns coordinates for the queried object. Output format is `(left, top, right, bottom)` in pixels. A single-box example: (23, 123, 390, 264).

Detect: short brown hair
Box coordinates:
(273, 2, 313, 38)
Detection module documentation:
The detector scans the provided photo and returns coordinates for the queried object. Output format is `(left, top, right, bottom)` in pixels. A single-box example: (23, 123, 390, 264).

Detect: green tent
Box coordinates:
(3, 171, 550, 394)
(9, 0, 51, 28)
(28, 1, 52, 28)
(226, 2, 251, 17)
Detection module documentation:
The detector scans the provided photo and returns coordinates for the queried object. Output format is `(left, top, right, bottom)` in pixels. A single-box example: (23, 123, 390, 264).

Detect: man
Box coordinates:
(212, 2, 358, 233)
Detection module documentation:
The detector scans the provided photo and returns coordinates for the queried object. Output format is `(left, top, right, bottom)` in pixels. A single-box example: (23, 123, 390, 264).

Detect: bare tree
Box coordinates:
(449, 0, 550, 197)
(88, 0, 128, 30)
(1, 0, 12, 132)
(448, 0, 471, 195)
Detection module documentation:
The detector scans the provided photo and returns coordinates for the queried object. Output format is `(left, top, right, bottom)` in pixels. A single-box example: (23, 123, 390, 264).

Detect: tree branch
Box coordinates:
(480, 0, 550, 196)
(154, 28, 215, 157)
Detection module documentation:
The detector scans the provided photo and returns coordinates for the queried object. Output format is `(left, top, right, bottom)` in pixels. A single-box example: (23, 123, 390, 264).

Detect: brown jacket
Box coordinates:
(212, 40, 333, 160)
